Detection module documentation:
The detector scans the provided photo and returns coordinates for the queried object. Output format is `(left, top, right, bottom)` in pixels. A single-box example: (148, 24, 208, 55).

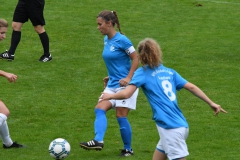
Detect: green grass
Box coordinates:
(0, 0, 239, 159)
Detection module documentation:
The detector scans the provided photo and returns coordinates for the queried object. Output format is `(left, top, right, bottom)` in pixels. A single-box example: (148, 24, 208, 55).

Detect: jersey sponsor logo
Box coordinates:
(110, 45, 115, 52)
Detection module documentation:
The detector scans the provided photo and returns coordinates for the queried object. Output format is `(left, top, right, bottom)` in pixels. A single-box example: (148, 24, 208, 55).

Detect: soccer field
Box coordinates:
(0, 0, 239, 159)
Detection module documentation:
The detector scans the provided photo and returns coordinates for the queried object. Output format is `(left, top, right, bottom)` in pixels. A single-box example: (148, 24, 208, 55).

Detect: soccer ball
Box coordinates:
(48, 138, 71, 159)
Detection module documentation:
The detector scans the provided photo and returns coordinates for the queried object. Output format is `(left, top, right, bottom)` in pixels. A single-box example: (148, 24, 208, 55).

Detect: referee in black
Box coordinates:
(0, 0, 52, 62)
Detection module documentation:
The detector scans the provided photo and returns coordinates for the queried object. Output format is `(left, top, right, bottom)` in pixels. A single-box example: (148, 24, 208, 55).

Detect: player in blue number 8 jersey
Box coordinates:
(79, 10, 139, 157)
(100, 38, 227, 160)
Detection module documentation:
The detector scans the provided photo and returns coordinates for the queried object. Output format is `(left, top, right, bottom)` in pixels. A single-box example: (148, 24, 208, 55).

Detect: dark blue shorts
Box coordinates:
(13, 0, 45, 26)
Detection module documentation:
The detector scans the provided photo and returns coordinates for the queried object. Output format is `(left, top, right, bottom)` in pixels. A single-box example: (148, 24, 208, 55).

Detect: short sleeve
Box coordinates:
(173, 70, 188, 90)
(119, 36, 135, 55)
(129, 68, 145, 88)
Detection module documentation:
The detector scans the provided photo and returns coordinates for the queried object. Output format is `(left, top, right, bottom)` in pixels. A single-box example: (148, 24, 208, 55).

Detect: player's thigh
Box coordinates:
(152, 149, 167, 160)
(95, 100, 112, 111)
(95, 88, 115, 111)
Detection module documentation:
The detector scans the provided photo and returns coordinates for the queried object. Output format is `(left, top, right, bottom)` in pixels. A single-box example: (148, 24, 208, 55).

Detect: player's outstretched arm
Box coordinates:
(0, 70, 18, 83)
(101, 85, 137, 100)
(184, 82, 227, 115)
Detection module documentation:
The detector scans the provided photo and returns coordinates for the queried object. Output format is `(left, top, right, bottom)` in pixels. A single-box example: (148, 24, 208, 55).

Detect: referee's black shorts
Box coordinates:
(13, 0, 46, 26)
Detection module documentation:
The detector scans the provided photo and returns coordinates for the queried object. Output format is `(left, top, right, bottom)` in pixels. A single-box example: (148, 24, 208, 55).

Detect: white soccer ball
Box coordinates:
(48, 138, 71, 159)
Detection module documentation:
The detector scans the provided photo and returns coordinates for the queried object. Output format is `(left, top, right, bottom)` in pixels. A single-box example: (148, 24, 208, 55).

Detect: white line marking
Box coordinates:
(198, 0, 240, 5)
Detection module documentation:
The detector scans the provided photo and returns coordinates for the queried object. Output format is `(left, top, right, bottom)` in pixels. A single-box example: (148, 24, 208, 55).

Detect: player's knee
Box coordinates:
(12, 22, 22, 31)
(116, 107, 129, 117)
(0, 102, 10, 117)
(5, 110, 10, 117)
(34, 25, 45, 34)
(116, 112, 128, 118)
(1, 109, 10, 117)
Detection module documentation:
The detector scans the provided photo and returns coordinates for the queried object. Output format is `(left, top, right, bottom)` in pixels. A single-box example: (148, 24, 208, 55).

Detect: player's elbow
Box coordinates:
(184, 82, 197, 91)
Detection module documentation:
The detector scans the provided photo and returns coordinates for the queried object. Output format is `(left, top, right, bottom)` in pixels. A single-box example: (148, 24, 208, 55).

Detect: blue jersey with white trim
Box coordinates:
(102, 32, 135, 88)
(130, 64, 189, 129)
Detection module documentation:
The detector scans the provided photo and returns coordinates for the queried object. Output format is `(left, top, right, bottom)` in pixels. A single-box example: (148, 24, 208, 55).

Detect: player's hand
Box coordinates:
(210, 102, 227, 115)
(99, 92, 112, 101)
(119, 77, 130, 87)
(103, 76, 109, 88)
(5, 73, 17, 83)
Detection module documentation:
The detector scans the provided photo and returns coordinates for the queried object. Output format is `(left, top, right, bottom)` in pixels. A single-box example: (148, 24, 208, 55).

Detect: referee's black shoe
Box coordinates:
(79, 139, 104, 151)
(0, 50, 14, 61)
(39, 54, 52, 62)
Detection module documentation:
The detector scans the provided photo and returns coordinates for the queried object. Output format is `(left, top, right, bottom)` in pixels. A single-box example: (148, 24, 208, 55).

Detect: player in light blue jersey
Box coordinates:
(79, 10, 139, 157)
(100, 38, 227, 160)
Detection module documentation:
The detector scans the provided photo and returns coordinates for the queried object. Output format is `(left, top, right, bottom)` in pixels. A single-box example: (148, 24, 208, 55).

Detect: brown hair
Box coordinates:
(137, 38, 163, 69)
(97, 10, 124, 34)
(0, 18, 8, 28)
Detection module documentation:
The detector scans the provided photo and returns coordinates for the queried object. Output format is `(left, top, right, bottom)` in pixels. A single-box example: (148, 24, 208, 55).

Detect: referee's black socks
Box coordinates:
(39, 32, 50, 56)
(9, 30, 21, 55)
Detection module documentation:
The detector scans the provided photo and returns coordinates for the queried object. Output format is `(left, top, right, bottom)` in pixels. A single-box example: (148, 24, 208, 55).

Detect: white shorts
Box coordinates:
(156, 125, 189, 160)
(100, 87, 139, 110)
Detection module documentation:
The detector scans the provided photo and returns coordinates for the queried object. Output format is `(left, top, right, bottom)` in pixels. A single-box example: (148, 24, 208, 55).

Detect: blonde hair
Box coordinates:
(137, 38, 163, 69)
(0, 18, 8, 28)
(97, 10, 124, 34)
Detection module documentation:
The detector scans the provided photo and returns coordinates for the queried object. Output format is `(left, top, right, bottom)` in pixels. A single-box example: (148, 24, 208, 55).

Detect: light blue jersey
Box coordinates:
(102, 32, 135, 88)
(130, 64, 189, 129)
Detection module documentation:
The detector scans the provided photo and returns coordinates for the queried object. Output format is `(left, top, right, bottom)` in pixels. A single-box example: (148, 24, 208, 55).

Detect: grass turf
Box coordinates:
(0, 0, 239, 159)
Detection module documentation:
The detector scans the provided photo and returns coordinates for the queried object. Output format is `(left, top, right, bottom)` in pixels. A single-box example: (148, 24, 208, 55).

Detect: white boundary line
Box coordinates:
(199, 0, 240, 5)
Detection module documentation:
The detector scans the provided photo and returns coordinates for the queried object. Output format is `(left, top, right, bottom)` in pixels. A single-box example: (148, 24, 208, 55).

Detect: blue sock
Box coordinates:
(94, 108, 107, 142)
(117, 117, 132, 150)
